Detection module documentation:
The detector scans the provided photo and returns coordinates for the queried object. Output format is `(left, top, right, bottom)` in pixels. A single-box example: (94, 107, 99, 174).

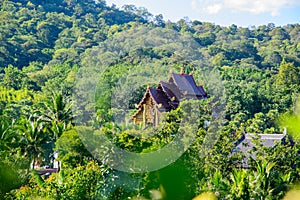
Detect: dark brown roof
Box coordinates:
(132, 87, 173, 118)
(170, 73, 207, 99)
(149, 88, 173, 111)
(158, 81, 180, 108)
(197, 86, 207, 97)
(132, 72, 207, 119)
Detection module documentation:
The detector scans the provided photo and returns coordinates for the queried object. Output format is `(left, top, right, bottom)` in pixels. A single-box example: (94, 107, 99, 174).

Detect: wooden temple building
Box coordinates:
(132, 70, 207, 126)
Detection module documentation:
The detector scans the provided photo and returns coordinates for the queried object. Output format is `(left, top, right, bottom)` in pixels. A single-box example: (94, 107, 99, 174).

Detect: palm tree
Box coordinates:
(41, 92, 74, 170)
(17, 116, 49, 169)
(42, 92, 73, 140)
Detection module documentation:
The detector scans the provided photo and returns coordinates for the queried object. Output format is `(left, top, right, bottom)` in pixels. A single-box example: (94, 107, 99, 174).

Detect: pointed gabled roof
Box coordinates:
(132, 87, 172, 118)
(148, 88, 173, 111)
(132, 72, 207, 121)
(197, 86, 207, 97)
(158, 81, 180, 109)
(159, 81, 179, 101)
(169, 73, 207, 98)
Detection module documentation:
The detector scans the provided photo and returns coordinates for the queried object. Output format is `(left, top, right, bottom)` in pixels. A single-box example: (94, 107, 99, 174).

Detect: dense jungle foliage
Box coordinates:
(1, 0, 300, 199)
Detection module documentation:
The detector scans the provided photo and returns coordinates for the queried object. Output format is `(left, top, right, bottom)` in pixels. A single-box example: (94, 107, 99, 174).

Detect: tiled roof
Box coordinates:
(235, 133, 287, 153)
(158, 81, 180, 108)
(132, 72, 207, 120)
(131, 87, 173, 118)
(148, 88, 173, 111)
(170, 73, 207, 98)
(234, 133, 287, 168)
(197, 86, 207, 97)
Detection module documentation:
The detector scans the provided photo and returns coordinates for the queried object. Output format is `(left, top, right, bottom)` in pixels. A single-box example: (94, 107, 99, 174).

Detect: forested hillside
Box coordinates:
(1, 0, 300, 199)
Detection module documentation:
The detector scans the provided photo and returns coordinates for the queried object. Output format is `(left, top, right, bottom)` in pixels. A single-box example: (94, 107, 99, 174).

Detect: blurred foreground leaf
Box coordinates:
(0, 162, 21, 198)
(192, 192, 217, 200)
(280, 100, 300, 140)
(283, 189, 300, 200)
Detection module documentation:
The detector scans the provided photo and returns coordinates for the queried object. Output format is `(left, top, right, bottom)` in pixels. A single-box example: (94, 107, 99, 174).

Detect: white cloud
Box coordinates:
(191, 0, 198, 10)
(193, 0, 300, 16)
(204, 4, 222, 14)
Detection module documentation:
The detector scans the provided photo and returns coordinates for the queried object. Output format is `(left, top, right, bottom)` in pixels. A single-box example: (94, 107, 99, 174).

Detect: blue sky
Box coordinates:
(105, 0, 300, 27)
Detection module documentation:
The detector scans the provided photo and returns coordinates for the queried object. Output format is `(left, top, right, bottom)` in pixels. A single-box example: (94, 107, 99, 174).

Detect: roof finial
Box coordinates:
(180, 66, 184, 75)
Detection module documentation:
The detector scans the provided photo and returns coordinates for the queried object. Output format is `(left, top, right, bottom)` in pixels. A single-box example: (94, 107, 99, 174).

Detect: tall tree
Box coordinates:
(17, 116, 48, 169)
(42, 92, 73, 140)
(1, 65, 27, 90)
(276, 60, 300, 87)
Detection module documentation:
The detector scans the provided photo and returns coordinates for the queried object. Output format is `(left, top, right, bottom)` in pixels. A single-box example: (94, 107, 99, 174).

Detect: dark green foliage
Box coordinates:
(1, 65, 32, 90)
(9, 161, 106, 200)
(55, 129, 92, 168)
